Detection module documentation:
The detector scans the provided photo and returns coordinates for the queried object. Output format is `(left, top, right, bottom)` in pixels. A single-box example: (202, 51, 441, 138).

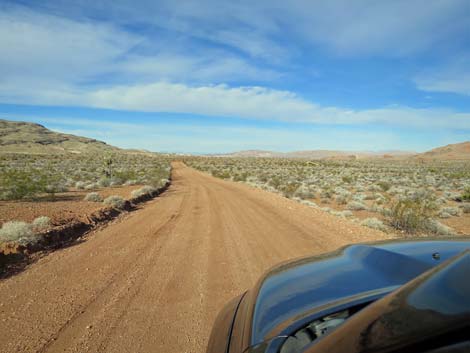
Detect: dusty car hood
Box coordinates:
(248, 239, 470, 346)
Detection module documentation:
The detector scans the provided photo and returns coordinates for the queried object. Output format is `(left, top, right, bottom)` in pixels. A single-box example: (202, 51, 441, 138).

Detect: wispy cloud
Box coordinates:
(414, 55, 470, 96)
(22, 0, 469, 57)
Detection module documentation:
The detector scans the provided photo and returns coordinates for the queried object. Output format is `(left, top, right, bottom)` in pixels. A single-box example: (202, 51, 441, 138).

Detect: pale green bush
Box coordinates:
(426, 219, 456, 236)
(461, 203, 470, 214)
(438, 207, 462, 217)
(84, 192, 103, 202)
(32, 216, 51, 231)
(75, 181, 86, 190)
(131, 186, 157, 198)
(361, 218, 387, 232)
(103, 195, 126, 209)
(347, 201, 367, 211)
(0, 221, 35, 244)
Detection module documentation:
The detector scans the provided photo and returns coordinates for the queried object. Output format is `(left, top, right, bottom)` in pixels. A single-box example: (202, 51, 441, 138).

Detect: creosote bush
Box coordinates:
(103, 195, 126, 209)
(389, 199, 435, 233)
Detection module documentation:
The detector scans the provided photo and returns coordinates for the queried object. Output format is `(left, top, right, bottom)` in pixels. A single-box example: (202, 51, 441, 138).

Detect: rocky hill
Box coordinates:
(414, 141, 470, 160)
(0, 119, 119, 154)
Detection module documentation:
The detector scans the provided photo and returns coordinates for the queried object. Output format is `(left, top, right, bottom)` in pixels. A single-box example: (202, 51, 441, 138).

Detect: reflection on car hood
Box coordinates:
(304, 249, 470, 353)
(250, 239, 470, 345)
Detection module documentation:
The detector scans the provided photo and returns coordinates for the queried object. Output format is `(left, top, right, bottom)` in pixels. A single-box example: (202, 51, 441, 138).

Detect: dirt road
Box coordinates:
(0, 163, 391, 353)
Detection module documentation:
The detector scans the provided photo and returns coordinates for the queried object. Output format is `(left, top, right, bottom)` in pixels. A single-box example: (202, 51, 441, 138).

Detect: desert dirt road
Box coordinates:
(0, 162, 391, 353)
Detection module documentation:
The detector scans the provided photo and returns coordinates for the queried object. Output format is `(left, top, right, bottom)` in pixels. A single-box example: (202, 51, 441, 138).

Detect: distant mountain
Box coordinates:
(214, 149, 416, 160)
(0, 119, 119, 154)
(414, 141, 470, 160)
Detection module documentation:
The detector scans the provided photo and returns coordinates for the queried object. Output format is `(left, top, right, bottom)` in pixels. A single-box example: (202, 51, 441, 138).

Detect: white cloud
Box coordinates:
(87, 83, 470, 129)
(4, 81, 468, 130)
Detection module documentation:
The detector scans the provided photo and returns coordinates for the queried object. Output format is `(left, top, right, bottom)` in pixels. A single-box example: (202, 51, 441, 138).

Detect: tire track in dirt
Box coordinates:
(0, 162, 392, 353)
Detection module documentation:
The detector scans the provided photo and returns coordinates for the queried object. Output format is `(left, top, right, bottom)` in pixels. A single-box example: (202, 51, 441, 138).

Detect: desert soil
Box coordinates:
(0, 162, 393, 353)
(0, 184, 145, 226)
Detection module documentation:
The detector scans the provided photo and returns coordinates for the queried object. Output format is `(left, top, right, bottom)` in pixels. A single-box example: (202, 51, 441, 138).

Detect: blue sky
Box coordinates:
(1, 0, 470, 153)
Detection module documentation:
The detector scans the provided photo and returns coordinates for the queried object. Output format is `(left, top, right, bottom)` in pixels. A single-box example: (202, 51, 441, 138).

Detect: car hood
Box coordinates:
(247, 239, 470, 347)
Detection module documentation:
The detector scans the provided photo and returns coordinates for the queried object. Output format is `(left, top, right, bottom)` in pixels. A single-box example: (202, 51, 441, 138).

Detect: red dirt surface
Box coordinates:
(0, 185, 144, 226)
(0, 163, 393, 353)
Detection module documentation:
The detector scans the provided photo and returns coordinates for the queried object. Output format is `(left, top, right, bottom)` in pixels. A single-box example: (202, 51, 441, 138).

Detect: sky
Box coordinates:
(1, 0, 470, 153)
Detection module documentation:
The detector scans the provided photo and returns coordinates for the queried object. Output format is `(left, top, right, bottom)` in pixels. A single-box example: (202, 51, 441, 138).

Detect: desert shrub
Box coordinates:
(347, 201, 367, 211)
(124, 179, 139, 186)
(103, 195, 126, 209)
(131, 186, 157, 198)
(320, 207, 333, 213)
(435, 197, 447, 205)
(377, 181, 391, 192)
(352, 193, 367, 201)
(361, 218, 387, 232)
(462, 187, 470, 201)
(444, 191, 462, 201)
(31, 216, 51, 231)
(0, 169, 41, 200)
(320, 189, 333, 199)
(85, 183, 97, 190)
(460, 203, 470, 214)
(300, 200, 318, 208)
(280, 183, 301, 198)
(233, 172, 248, 182)
(0, 221, 35, 244)
(75, 181, 86, 190)
(367, 184, 382, 192)
(425, 219, 455, 236)
(335, 194, 348, 205)
(84, 192, 103, 202)
(294, 186, 315, 199)
(340, 210, 354, 217)
(98, 178, 111, 188)
(389, 199, 435, 233)
(374, 194, 387, 205)
(438, 207, 462, 217)
(438, 211, 451, 219)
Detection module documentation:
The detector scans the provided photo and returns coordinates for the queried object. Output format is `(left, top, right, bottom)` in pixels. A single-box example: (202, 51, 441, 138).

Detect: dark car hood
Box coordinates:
(305, 249, 470, 353)
(248, 239, 470, 347)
